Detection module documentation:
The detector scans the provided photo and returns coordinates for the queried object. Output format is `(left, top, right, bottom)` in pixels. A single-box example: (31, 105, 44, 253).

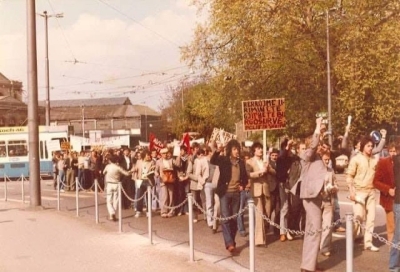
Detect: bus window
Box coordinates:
(8, 140, 28, 157)
(44, 140, 48, 159)
(39, 141, 44, 159)
(0, 141, 6, 157)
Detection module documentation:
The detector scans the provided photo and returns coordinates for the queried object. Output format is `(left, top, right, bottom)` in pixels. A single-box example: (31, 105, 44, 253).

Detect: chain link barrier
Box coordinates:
(96, 181, 104, 193)
(76, 180, 96, 192)
(352, 217, 400, 250)
(254, 205, 345, 236)
(152, 194, 188, 211)
(59, 179, 76, 190)
(120, 185, 147, 203)
(192, 197, 249, 222)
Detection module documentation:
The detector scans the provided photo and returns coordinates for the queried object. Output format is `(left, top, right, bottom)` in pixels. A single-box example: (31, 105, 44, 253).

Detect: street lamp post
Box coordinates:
(38, 11, 63, 126)
(326, 9, 333, 146)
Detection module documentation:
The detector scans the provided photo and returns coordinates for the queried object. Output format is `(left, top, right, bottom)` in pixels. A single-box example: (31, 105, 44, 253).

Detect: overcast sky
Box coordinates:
(0, 0, 202, 110)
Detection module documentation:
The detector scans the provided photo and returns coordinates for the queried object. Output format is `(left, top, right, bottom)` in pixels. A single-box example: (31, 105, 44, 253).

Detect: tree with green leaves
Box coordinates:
(162, 0, 400, 141)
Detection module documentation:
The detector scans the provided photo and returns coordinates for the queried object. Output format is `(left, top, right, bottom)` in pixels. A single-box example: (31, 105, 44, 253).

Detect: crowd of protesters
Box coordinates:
(50, 117, 400, 272)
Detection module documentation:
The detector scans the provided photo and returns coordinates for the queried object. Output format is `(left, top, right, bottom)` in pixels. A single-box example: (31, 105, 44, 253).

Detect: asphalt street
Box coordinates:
(0, 174, 394, 272)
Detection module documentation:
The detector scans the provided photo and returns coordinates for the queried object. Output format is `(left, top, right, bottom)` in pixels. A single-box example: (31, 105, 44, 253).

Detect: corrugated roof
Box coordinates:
(50, 104, 141, 121)
(132, 104, 160, 116)
(39, 97, 132, 108)
(0, 96, 27, 105)
(0, 73, 10, 84)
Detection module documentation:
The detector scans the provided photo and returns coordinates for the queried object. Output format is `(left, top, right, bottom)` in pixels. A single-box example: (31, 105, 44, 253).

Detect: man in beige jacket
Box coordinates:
(246, 142, 273, 247)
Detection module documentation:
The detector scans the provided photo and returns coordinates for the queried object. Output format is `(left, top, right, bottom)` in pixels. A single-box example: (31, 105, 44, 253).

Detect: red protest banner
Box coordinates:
(149, 133, 164, 154)
(242, 98, 286, 131)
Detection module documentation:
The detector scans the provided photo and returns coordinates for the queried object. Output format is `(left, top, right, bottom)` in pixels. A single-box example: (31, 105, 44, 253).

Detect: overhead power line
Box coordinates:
(96, 0, 180, 47)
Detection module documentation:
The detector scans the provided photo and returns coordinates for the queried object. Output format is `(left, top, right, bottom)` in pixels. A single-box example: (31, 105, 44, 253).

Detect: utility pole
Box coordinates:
(38, 10, 63, 126)
(27, 0, 41, 207)
(326, 9, 333, 147)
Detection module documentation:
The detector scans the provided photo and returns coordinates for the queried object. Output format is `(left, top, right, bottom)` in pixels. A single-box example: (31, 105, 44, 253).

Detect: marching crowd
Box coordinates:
(50, 117, 400, 272)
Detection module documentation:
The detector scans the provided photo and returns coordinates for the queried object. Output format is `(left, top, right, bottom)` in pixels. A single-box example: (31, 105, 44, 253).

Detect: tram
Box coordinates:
(0, 126, 72, 178)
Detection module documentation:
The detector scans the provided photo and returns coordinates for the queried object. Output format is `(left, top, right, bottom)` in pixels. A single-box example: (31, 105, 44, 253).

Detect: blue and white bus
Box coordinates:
(0, 126, 72, 179)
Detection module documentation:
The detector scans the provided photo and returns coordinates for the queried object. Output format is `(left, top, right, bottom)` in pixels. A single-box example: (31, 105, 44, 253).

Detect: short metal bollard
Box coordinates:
(118, 182, 122, 233)
(75, 177, 79, 217)
(188, 193, 194, 262)
(147, 185, 153, 244)
(346, 212, 354, 272)
(248, 199, 255, 272)
(95, 179, 99, 224)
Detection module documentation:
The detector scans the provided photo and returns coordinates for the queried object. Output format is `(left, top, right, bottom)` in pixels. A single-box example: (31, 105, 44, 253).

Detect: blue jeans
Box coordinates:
(58, 170, 65, 190)
(220, 191, 240, 248)
(77, 169, 85, 189)
(237, 190, 250, 233)
(135, 180, 149, 212)
(389, 203, 400, 270)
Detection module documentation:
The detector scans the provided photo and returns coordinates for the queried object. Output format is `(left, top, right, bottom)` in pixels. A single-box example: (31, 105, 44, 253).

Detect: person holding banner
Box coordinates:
(210, 139, 248, 254)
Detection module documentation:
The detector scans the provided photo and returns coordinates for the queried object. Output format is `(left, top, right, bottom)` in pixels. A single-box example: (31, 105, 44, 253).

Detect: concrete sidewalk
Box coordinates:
(0, 201, 233, 272)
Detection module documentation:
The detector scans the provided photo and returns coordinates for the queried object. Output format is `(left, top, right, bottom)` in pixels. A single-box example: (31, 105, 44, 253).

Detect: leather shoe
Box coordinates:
(280, 234, 287, 242)
(335, 226, 346, 232)
(227, 245, 235, 253)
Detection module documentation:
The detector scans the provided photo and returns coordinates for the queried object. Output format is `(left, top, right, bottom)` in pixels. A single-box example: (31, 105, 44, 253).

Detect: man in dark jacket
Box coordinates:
(210, 139, 248, 254)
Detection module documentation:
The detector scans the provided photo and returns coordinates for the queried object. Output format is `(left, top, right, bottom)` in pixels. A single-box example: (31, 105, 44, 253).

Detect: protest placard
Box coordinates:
(242, 98, 286, 131)
(47, 140, 61, 153)
(210, 128, 237, 144)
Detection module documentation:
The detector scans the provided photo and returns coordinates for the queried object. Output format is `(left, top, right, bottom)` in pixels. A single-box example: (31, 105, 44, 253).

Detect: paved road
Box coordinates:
(0, 174, 393, 271)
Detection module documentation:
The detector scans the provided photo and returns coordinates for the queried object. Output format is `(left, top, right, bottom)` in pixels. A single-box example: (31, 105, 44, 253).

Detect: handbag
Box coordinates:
(162, 169, 175, 183)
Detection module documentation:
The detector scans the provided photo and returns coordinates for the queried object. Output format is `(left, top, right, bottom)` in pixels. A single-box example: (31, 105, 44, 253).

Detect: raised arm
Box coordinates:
(372, 129, 387, 155)
(300, 117, 322, 162)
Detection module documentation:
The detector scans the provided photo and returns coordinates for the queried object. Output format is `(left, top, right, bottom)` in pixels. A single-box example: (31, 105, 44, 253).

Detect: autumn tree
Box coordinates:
(164, 0, 400, 140)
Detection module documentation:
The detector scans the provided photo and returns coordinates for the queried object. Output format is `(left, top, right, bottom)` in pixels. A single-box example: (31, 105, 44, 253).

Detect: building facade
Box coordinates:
(0, 73, 45, 126)
(40, 97, 162, 147)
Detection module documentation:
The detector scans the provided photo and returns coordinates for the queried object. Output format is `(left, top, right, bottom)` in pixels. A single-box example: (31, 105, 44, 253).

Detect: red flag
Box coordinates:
(182, 132, 191, 155)
(149, 133, 164, 155)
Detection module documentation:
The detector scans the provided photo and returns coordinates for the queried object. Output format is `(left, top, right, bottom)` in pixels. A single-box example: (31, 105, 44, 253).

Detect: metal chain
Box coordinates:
(152, 194, 188, 210)
(192, 197, 249, 222)
(59, 179, 76, 189)
(96, 181, 104, 193)
(253, 206, 345, 236)
(120, 185, 147, 203)
(352, 217, 400, 251)
(76, 180, 96, 192)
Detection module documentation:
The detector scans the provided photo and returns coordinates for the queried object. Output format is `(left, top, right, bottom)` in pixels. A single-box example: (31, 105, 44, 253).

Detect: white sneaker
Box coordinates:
(60, 189, 65, 193)
(286, 232, 293, 241)
(134, 212, 141, 218)
(364, 245, 379, 252)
